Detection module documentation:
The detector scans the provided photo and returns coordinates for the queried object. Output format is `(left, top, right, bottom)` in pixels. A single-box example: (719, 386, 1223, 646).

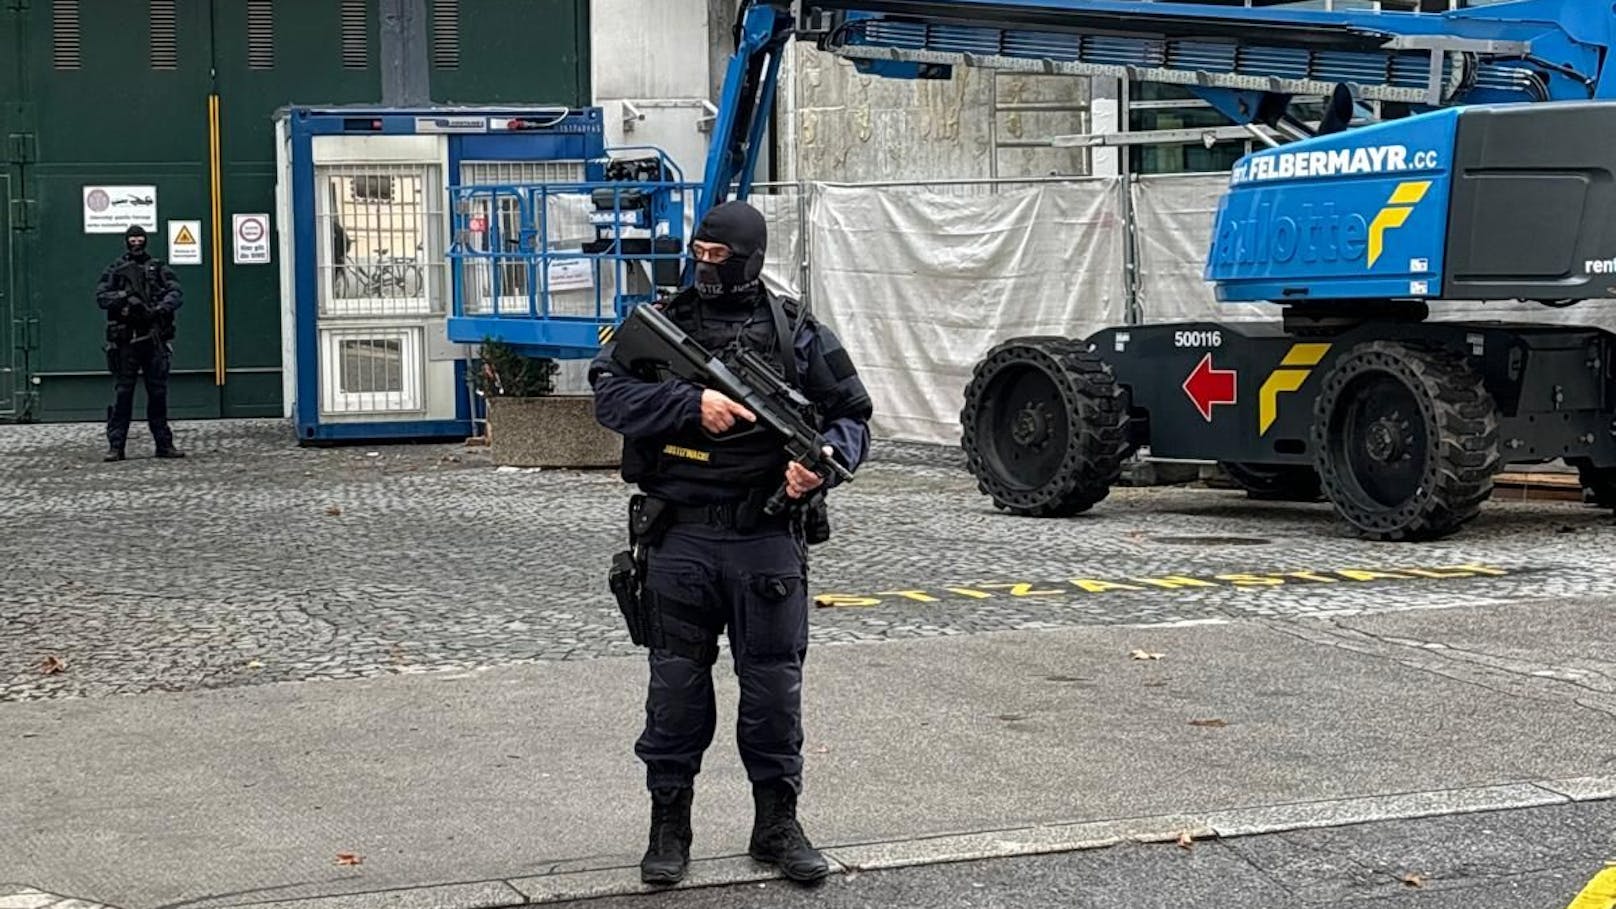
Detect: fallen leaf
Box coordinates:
(1189, 718, 1228, 728)
(325, 506, 342, 516)
(1130, 650, 1165, 661)
(335, 852, 363, 866)
(1176, 831, 1195, 850)
(39, 656, 66, 675)
(1400, 873, 1425, 888)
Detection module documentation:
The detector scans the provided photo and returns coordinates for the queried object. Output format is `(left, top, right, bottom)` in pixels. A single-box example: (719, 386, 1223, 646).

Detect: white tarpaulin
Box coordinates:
(752, 189, 806, 300)
(1130, 174, 1274, 325)
(807, 179, 1128, 445)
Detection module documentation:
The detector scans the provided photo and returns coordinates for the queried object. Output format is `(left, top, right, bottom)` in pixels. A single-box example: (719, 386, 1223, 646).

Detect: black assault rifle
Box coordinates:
(110, 260, 174, 342)
(609, 302, 854, 516)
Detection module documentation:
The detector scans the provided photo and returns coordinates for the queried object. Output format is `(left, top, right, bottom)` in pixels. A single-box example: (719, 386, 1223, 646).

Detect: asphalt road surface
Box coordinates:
(554, 802, 1616, 909)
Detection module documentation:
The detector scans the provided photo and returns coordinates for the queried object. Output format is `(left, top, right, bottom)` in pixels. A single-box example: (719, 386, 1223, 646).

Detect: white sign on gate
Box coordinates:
(233, 213, 271, 264)
(168, 220, 203, 266)
(83, 185, 157, 234)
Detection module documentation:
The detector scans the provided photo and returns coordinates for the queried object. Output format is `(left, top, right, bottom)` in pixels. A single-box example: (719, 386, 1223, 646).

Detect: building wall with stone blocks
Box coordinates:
(779, 44, 1096, 183)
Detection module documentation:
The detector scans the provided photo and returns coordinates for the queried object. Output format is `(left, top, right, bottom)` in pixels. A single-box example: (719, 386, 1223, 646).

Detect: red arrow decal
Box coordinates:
(1182, 353, 1237, 422)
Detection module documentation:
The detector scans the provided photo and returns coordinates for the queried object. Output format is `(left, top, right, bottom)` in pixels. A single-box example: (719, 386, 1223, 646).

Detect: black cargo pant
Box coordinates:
(636, 518, 810, 793)
(106, 338, 173, 451)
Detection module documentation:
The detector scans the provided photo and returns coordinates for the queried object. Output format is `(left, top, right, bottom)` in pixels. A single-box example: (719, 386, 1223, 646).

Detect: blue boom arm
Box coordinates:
(699, 0, 1616, 223)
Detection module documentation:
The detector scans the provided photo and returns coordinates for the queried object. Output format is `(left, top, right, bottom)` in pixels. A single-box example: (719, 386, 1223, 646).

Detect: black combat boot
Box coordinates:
(103, 448, 125, 462)
(748, 781, 829, 884)
(155, 446, 186, 459)
(640, 786, 694, 885)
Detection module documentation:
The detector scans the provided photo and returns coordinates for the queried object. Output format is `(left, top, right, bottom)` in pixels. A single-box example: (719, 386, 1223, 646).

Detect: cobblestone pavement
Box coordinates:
(3, 419, 1613, 702)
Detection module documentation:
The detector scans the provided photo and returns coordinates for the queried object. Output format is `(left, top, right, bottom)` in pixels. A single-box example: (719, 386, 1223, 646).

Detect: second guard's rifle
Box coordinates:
(610, 302, 854, 516)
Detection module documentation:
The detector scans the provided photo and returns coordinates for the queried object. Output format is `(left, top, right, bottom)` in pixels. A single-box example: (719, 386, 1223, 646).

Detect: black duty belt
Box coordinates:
(669, 498, 792, 531)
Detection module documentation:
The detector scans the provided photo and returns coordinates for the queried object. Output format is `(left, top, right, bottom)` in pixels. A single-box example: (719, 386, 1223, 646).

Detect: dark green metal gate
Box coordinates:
(3, 0, 589, 423)
(1, 167, 15, 419)
(2, 0, 25, 420)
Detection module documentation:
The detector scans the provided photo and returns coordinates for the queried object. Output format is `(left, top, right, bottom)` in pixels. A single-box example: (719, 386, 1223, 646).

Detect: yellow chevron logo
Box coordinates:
(1258, 343, 1332, 435)
(1367, 180, 1431, 268)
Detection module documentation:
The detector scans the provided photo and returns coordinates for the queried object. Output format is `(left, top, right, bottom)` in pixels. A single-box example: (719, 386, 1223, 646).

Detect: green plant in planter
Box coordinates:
(475, 338, 560, 398)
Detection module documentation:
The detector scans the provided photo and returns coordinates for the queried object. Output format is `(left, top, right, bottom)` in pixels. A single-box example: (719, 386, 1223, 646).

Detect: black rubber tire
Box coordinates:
(1219, 462, 1325, 503)
(1311, 341, 1501, 542)
(960, 337, 1128, 517)
(1577, 463, 1616, 510)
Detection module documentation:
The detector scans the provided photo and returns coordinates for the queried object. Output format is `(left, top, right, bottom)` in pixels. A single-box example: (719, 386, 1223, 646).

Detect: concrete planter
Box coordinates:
(487, 395, 622, 469)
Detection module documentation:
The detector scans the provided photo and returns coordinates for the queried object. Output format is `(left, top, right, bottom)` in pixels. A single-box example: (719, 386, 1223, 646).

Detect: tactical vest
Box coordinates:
(622, 291, 802, 493)
(108, 256, 176, 341)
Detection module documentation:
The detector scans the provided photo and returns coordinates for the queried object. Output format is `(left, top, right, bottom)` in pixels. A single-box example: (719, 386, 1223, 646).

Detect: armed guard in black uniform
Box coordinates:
(589, 201, 873, 886)
(95, 225, 185, 461)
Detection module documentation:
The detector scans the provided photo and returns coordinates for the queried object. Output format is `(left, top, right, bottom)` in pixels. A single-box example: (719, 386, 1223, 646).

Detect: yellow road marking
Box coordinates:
(877, 590, 942, 603)
(814, 564, 1511, 609)
(1134, 576, 1218, 590)
(1565, 864, 1616, 909)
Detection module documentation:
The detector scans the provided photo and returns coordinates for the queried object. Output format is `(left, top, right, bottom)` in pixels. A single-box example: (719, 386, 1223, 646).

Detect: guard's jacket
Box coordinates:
(589, 287, 873, 507)
(95, 252, 183, 343)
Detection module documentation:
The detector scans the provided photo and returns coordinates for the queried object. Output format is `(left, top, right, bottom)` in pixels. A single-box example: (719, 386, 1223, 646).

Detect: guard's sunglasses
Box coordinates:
(688, 240, 733, 264)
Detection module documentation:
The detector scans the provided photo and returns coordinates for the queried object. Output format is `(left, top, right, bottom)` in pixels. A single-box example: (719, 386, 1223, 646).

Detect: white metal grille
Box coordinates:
(149, 0, 178, 70)
(462, 161, 583, 185)
(319, 326, 424, 416)
(317, 163, 442, 318)
(340, 0, 368, 70)
(52, 0, 82, 71)
(248, 0, 274, 70)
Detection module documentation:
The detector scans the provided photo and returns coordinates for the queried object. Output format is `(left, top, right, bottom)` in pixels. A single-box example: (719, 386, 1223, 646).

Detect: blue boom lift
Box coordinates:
(688, 0, 1616, 541)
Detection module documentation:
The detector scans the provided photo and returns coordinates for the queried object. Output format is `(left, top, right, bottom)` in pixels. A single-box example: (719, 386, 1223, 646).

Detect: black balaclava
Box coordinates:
(124, 225, 149, 260)
(691, 201, 766, 305)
